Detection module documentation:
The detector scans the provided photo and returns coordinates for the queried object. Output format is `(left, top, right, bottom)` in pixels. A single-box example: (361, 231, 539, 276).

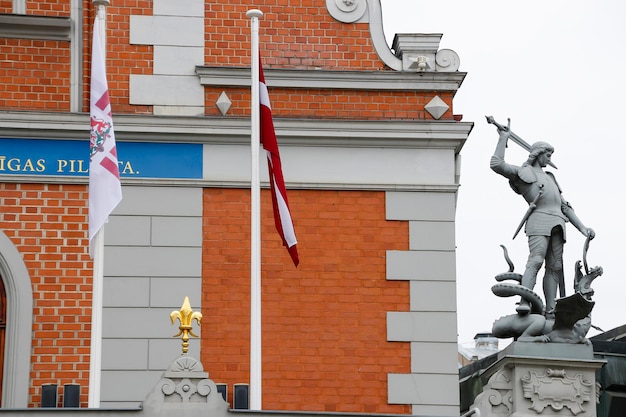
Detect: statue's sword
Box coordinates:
(512, 185, 543, 240)
(485, 115, 558, 169)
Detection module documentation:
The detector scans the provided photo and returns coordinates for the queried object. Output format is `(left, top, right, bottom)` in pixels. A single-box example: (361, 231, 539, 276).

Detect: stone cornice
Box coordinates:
(0, 111, 472, 153)
(196, 66, 467, 92)
(0, 13, 72, 41)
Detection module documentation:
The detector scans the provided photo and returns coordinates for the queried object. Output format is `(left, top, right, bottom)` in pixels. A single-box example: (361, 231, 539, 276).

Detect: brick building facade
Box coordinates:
(0, 0, 472, 415)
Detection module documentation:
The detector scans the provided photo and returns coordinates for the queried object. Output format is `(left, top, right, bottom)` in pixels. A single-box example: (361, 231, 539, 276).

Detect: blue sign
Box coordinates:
(0, 138, 203, 179)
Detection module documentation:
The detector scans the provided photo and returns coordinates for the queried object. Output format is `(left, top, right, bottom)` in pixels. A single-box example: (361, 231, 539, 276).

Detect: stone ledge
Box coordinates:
(0, 13, 71, 41)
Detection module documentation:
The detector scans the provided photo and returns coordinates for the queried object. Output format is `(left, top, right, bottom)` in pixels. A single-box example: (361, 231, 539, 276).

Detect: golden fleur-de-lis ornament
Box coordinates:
(170, 296, 203, 354)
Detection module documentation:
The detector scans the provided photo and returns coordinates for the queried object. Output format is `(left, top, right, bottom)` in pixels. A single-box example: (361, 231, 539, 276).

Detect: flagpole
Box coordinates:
(247, 8, 263, 411)
(88, 0, 109, 408)
(88, 231, 104, 408)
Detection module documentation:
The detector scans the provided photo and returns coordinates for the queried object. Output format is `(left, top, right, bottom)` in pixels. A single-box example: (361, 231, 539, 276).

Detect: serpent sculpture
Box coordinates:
(491, 239, 603, 344)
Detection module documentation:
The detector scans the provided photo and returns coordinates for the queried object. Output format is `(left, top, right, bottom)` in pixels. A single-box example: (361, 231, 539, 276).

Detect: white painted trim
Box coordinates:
(70, 0, 83, 112)
(12, 0, 25, 14)
(0, 14, 71, 40)
(196, 66, 466, 91)
(0, 111, 472, 191)
(0, 230, 33, 408)
(0, 111, 472, 148)
(365, 0, 402, 70)
(324, 0, 401, 71)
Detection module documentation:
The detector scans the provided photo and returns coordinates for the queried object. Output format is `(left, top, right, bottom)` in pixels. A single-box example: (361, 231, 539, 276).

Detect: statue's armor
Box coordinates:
(491, 155, 568, 239)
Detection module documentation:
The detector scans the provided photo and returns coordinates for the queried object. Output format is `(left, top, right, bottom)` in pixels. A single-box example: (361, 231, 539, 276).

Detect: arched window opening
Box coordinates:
(0, 276, 5, 406)
(0, 230, 33, 408)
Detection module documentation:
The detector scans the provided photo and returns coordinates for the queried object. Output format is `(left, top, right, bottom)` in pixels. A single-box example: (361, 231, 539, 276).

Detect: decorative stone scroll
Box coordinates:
(435, 49, 461, 72)
(471, 368, 514, 415)
(325, 0, 367, 23)
(325, 0, 461, 72)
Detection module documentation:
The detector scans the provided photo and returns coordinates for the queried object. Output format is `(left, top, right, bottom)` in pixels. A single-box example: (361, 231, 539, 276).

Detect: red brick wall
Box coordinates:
(205, 1, 381, 70)
(0, 39, 72, 111)
(202, 1, 453, 119)
(1, 0, 451, 410)
(205, 87, 453, 120)
(202, 188, 411, 414)
(0, 0, 153, 113)
(0, 1, 453, 118)
(26, 0, 71, 15)
(0, 1, 12, 14)
(0, 182, 92, 407)
(0, 180, 414, 411)
(62, 0, 155, 113)
(0, 0, 73, 110)
(82, 0, 154, 113)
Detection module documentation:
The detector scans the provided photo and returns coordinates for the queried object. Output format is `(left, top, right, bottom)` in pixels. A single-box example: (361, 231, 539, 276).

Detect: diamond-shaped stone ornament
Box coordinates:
(425, 95, 449, 120)
(216, 91, 232, 115)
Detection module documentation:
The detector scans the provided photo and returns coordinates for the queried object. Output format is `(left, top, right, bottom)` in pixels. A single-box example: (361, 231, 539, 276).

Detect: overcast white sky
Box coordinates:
(381, 0, 626, 346)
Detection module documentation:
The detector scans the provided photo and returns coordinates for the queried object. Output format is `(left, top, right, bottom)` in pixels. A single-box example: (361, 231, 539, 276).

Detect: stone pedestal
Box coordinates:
(142, 354, 230, 417)
(470, 342, 605, 417)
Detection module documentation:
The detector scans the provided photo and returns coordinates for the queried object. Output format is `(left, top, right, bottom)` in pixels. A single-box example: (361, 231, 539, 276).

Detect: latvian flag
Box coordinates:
(259, 61, 299, 267)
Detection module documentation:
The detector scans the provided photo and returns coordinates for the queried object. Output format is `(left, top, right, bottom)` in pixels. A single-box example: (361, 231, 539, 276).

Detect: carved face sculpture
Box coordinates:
(528, 141, 554, 168)
(537, 151, 553, 168)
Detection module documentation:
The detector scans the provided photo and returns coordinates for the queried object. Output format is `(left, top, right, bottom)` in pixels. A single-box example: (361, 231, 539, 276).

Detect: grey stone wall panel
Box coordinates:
(104, 307, 202, 339)
(408, 221, 455, 251)
(387, 311, 457, 342)
(388, 373, 460, 405)
(386, 191, 456, 221)
(104, 246, 202, 277)
(386, 250, 456, 281)
(150, 277, 202, 307)
(151, 216, 202, 247)
(102, 339, 149, 370)
(153, 0, 204, 17)
(107, 216, 151, 246)
(100, 370, 163, 402)
(104, 277, 150, 307)
(114, 187, 202, 217)
(148, 339, 201, 370)
(410, 342, 459, 374)
(409, 281, 457, 312)
(130, 75, 204, 106)
(130, 16, 204, 46)
(154, 45, 204, 75)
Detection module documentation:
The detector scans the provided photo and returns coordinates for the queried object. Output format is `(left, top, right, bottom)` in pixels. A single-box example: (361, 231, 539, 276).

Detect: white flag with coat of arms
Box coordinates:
(89, 17, 122, 258)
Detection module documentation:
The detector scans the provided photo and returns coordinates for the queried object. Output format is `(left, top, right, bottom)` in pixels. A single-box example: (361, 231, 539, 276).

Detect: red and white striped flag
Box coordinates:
(259, 62, 299, 267)
(89, 17, 122, 258)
